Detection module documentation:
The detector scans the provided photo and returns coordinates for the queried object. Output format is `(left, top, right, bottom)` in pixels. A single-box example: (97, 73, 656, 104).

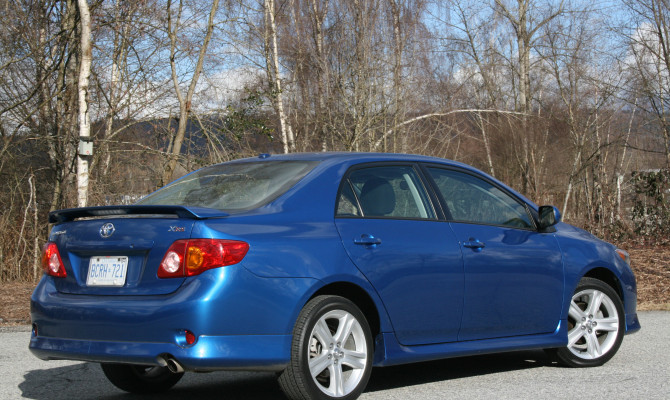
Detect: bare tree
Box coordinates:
(308, 0, 330, 151)
(0, 0, 80, 279)
(432, 0, 507, 175)
(622, 0, 670, 168)
(493, 0, 564, 113)
(493, 0, 565, 194)
(162, 0, 221, 185)
(537, 8, 619, 222)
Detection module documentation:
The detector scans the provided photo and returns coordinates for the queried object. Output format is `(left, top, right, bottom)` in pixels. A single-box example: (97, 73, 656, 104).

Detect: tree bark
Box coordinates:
(264, 0, 294, 153)
(309, 0, 330, 151)
(77, 0, 92, 207)
(389, 0, 403, 153)
(478, 112, 496, 177)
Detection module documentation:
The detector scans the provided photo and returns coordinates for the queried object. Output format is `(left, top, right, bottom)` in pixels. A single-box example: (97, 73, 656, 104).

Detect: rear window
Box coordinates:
(138, 161, 318, 211)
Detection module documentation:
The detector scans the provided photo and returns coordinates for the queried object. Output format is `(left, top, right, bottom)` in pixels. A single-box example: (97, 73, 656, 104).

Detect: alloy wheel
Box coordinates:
(567, 288, 620, 360)
(307, 309, 369, 397)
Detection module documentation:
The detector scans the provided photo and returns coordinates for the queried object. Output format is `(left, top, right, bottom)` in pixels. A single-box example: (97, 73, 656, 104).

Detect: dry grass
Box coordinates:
(0, 282, 36, 326)
(628, 245, 670, 310)
(2, 245, 669, 326)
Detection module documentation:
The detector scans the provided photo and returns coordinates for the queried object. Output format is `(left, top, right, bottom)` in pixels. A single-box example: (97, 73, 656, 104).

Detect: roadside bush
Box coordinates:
(631, 169, 670, 237)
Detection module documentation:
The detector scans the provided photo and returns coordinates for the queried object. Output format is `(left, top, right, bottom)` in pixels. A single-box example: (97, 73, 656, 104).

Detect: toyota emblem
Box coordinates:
(100, 223, 115, 238)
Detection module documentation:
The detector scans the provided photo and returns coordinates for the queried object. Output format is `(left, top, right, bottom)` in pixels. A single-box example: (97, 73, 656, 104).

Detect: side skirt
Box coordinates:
(373, 320, 567, 367)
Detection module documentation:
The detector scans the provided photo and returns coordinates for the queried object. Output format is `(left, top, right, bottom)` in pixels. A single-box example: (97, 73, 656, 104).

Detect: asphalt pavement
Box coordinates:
(1, 311, 668, 400)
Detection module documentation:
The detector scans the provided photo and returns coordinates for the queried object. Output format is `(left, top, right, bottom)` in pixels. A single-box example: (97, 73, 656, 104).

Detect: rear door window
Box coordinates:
(336, 165, 436, 220)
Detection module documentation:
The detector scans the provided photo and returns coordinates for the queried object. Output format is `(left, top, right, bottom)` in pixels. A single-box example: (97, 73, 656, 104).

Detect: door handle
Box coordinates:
(353, 234, 382, 246)
(463, 238, 486, 251)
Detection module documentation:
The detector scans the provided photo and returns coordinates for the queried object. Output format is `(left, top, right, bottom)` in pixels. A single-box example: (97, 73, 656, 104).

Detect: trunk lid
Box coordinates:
(47, 206, 228, 295)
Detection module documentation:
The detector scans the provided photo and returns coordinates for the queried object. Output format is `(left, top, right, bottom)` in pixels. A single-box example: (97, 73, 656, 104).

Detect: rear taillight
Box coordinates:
(158, 239, 249, 278)
(41, 242, 67, 278)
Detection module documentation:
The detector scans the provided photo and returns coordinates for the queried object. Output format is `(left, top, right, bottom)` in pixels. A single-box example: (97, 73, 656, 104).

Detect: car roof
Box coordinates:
(216, 152, 539, 209)
(234, 152, 471, 168)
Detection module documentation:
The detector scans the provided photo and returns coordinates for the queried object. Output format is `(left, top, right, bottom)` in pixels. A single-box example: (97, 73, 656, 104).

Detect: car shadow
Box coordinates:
(365, 349, 555, 392)
(19, 350, 554, 399)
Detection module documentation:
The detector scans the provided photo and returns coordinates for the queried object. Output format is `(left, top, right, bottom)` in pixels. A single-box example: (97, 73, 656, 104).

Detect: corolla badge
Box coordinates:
(100, 223, 115, 238)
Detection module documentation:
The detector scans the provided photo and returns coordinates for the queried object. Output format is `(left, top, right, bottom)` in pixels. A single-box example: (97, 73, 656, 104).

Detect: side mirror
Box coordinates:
(538, 205, 562, 230)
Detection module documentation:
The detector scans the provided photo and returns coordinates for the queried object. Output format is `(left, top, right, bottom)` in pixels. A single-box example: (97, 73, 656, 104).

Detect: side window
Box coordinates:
(336, 181, 361, 217)
(427, 168, 533, 229)
(336, 166, 435, 219)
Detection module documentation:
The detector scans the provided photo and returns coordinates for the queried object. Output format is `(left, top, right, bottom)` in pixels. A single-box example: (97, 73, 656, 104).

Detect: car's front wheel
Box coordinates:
(101, 363, 183, 394)
(552, 277, 625, 367)
(278, 295, 373, 400)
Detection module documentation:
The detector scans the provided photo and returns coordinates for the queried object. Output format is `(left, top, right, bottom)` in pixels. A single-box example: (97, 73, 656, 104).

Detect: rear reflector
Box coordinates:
(185, 330, 196, 345)
(158, 239, 249, 278)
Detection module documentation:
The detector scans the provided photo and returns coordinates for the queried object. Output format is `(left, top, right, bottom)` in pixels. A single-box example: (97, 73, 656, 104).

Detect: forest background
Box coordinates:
(0, 0, 668, 316)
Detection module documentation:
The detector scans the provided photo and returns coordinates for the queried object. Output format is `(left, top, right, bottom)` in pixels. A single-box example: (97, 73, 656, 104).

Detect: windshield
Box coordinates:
(138, 161, 318, 211)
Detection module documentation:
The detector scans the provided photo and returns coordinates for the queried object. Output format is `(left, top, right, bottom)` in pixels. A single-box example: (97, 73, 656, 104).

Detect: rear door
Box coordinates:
(424, 166, 564, 341)
(334, 164, 464, 345)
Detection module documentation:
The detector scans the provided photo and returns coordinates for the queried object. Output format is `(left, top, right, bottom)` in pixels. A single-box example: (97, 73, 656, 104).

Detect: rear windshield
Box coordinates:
(138, 161, 318, 211)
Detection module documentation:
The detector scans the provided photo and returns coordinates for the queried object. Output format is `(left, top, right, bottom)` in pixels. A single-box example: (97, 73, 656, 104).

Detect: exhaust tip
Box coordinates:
(157, 354, 185, 374)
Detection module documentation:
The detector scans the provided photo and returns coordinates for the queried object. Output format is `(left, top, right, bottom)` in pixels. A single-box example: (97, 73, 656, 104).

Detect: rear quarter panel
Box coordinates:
(194, 160, 395, 334)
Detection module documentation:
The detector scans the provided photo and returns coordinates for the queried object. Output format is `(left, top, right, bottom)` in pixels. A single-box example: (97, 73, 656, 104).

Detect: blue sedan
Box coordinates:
(30, 152, 640, 399)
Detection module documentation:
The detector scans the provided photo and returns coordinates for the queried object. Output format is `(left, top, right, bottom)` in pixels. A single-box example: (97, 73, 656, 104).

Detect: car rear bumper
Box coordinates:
(29, 265, 317, 371)
(29, 333, 291, 372)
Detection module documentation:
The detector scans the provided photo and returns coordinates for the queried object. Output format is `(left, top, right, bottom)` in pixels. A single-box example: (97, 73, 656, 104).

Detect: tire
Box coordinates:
(101, 363, 184, 394)
(552, 277, 625, 367)
(278, 295, 373, 400)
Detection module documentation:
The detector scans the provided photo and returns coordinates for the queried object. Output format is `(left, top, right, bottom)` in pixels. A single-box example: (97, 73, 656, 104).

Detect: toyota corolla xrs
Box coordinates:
(30, 152, 639, 400)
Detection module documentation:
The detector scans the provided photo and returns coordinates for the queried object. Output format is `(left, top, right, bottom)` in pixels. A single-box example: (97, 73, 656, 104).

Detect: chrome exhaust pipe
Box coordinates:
(157, 354, 185, 374)
(166, 357, 184, 373)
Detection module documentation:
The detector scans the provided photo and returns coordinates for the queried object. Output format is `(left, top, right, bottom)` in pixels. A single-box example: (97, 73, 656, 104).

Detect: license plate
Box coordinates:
(87, 256, 128, 287)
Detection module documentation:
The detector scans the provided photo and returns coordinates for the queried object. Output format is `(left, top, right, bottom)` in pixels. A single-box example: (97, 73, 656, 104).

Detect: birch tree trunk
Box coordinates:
(478, 112, 496, 177)
(77, 0, 92, 207)
(264, 0, 294, 153)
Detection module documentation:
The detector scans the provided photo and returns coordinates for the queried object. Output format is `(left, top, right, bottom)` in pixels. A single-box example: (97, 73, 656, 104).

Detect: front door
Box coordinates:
(334, 164, 464, 345)
(425, 166, 564, 341)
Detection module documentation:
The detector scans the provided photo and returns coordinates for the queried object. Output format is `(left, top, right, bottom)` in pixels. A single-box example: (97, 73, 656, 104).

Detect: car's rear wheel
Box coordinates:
(101, 363, 183, 394)
(278, 295, 373, 400)
(552, 277, 625, 367)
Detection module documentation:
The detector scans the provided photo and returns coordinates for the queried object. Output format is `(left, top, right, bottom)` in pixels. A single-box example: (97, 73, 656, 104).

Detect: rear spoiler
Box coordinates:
(49, 205, 229, 224)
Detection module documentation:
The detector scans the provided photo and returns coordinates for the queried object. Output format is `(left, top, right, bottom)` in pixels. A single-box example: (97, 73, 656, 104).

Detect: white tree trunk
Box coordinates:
(77, 0, 92, 207)
(265, 0, 294, 153)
